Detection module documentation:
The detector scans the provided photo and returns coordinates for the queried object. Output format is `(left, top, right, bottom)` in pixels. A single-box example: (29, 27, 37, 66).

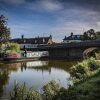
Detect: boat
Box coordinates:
(3, 51, 49, 61)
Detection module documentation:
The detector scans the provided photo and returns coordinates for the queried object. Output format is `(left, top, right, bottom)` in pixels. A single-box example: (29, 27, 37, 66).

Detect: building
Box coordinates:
(63, 33, 83, 43)
(10, 35, 53, 49)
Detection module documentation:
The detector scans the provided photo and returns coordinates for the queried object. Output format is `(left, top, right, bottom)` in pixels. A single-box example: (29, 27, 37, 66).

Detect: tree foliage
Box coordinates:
(0, 15, 10, 42)
(5, 42, 20, 53)
(82, 29, 100, 40)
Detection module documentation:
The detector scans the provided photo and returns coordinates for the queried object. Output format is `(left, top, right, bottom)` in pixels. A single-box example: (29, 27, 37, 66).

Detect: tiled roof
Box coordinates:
(10, 36, 51, 44)
(63, 35, 83, 40)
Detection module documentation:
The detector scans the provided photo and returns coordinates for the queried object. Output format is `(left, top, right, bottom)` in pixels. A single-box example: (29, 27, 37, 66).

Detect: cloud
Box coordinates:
(97, 22, 100, 27)
(0, 0, 25, 5)
(0, 0, 63, 12)
(1, 0, 100, 13)
(24, 0, 63, 12)
(1, 0, 100, 42)
(40, 0, 62, 11)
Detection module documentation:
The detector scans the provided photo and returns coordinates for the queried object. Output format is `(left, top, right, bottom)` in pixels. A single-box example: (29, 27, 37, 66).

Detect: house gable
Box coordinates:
(10, 35, 53, 45)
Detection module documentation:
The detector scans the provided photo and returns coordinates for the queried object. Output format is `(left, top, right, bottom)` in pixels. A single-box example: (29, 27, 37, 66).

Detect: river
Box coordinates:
(0, 60, 77, 100)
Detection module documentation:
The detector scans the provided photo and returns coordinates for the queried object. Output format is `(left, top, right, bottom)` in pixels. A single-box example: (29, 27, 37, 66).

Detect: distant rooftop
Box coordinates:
(10, 35, 53, 44)
(63, 34, 83, 40)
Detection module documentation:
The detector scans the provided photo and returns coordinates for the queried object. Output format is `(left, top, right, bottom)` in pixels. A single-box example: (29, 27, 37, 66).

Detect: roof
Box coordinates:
(10, 36, 52, 44)
(63, 35, 83, 40)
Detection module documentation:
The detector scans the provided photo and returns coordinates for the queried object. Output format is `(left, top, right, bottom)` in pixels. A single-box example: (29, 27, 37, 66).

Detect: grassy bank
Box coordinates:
(10, 58, 100, 100)
(74, 72, 100, 100)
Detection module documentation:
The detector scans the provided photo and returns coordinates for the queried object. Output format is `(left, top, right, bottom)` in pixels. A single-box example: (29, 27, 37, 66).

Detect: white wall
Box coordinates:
(63, 40, 82, 43)
(20, 44, 38, 49)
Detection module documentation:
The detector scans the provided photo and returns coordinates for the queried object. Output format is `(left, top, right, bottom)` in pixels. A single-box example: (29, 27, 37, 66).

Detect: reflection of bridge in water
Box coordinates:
(25, 61, 49, 67)
(20, 60, 77, 73)
(0, 60, 77, 73)
(25, 41, 100, 59)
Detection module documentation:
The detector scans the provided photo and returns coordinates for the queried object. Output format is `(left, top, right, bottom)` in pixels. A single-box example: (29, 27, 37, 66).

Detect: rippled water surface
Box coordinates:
(0, 60, 77, 99)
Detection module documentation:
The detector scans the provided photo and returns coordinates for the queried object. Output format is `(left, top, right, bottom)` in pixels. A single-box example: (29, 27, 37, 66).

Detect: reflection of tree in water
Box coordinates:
(48, 60, 77, 72)
(0, 66, 9, 97)
(0, 63, 20, 97)
(20, 62, 27, 72)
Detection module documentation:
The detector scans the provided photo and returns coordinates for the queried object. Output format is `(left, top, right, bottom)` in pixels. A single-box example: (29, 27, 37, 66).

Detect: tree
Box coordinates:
(87, 29, 96, 39)
(82, 32, 89, 40)
(95, 31, 100, 39)
(82, 29, 96, 40)
(0, 15, 10, 42)
(82, 32, 91, 40)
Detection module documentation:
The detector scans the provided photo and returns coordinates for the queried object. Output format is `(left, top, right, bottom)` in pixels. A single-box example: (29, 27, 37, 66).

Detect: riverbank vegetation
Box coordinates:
(0, 15, 20, 53)
(4, 42, 20, 53)
(70, 57, 100, 83)
(10, 57, 100, 100)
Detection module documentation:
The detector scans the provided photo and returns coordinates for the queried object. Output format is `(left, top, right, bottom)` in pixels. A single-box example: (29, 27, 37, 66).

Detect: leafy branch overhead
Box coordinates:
(0, 15, 10, 42)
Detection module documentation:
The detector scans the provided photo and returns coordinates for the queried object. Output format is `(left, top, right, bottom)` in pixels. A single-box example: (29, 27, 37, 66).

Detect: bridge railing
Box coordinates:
(38, 40, 100, 49)
(22, 40, 100, 50)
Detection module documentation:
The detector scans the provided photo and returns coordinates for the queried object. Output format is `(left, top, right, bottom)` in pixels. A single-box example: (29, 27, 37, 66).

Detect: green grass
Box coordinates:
(74, 72, 100, 100)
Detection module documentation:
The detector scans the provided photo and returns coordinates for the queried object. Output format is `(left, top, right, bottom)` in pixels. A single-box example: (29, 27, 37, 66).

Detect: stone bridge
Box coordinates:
(24, 41, 100, 59)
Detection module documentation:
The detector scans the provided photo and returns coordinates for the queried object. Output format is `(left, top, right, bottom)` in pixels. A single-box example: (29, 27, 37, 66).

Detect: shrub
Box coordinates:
(70, 57, 100, 82)
(87, 57, 100, 71)
(5, 42, 20, 53)
(42, 80, 61, 100)
(70, 60, 90, 80)
(95, 52, 100, 60)
(10, 81, 61, 100)
(10, 82, 42, 100)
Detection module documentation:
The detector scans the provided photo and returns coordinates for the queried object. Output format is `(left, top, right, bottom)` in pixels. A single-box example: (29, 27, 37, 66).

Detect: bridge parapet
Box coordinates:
(38, 41, 100, 49)
(23, 41, 100, 59)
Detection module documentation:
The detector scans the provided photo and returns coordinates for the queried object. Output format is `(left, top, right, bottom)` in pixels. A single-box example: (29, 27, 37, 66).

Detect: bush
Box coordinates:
(95, 52, 100, 60)
(70, 60, 90, 80)
(42, 80, 61, 100)
(10, 82, 42, 100)
(5, 42, 20, 53)
(87, 58, 100, 71)
(70, 57, 100, 82)
(10, 81, 61, 100)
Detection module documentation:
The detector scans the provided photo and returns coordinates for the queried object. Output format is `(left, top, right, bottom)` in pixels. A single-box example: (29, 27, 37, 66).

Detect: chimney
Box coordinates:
(49, 35, 52, 39)
(21, 35, 24, 40)
(71, 32, 73, 36)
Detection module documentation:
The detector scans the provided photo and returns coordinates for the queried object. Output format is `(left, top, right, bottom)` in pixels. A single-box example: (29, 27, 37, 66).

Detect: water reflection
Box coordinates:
(26, 61, 49, 67)
(0, 60, 77, 99)
(0, 68, 9, 97)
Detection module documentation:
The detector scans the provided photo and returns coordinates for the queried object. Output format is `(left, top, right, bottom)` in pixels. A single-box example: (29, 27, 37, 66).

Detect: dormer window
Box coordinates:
(24, 40, 26, 43)
(43, 38, 45, 43)
(72, 35, 75, 38)
(35, 40, 37, 43)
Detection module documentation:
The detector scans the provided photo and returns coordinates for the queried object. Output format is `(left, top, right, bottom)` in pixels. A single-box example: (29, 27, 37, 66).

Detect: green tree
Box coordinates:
(95, 31, 100, 39)
(82, 29, 96, 40)
(0, 15, 10, 42)
(87, 29, 96, 39)
(82, 32, 90, 40)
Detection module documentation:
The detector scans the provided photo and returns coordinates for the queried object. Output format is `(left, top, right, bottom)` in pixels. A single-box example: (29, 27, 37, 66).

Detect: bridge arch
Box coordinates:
(83, 47, 100, 59)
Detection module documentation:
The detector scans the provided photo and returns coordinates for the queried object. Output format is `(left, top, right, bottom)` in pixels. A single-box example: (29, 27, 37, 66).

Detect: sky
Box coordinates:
(0, 0, 100, 42)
